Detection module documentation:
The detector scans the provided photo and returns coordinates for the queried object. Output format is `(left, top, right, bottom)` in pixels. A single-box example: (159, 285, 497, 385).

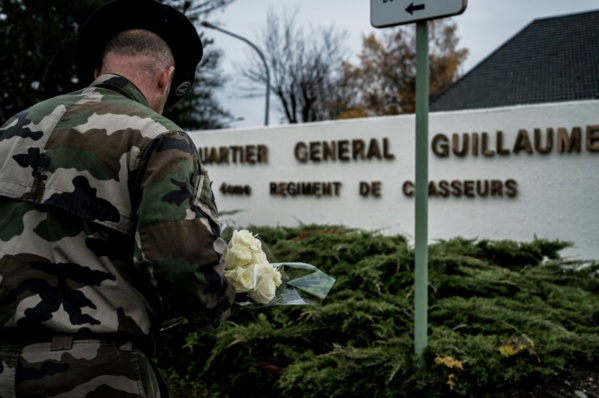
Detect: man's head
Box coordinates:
(76, 0, 203, 111)
(95, 29, 176, 113)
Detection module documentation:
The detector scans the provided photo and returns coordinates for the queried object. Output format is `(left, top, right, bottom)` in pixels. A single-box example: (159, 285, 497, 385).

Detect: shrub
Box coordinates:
(156, 225, 599, 397)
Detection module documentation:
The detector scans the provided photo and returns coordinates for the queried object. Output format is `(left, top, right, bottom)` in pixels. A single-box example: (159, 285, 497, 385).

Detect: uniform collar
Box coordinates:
(90, 74, 149, 107)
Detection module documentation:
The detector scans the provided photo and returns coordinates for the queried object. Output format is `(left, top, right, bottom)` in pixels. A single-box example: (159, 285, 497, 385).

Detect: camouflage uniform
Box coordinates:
(0, 74, 234, 397)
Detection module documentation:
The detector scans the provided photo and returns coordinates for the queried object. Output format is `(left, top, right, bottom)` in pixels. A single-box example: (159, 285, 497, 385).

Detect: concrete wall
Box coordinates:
(189, 100, 599, 260)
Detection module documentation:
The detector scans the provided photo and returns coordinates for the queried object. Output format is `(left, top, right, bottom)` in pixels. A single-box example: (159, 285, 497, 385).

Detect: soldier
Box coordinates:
(0, 0, 234, 396)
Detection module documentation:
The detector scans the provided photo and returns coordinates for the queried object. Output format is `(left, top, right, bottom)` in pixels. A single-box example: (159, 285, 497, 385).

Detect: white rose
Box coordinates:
(248, 266, 282, 304)
(224, 262, 263, 293)
(271, 266, 283, 286)
(224, 243, 252, 269)
(232, 229, 262, 252)
(252, 250, 270, 267)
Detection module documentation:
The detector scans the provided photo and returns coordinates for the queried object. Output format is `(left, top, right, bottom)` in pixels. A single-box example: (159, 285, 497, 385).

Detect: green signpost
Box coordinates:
(370, 0, 468, 364)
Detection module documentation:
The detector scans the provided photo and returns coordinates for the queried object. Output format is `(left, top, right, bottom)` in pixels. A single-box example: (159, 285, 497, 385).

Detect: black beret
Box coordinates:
(75, 0, 203, 109)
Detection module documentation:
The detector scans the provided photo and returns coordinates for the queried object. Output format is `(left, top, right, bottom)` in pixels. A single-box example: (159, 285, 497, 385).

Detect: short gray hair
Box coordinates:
(104, 29, 175, 67)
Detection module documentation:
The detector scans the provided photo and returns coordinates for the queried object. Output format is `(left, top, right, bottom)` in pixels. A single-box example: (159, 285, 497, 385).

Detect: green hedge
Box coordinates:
(156, 225, 599, 397)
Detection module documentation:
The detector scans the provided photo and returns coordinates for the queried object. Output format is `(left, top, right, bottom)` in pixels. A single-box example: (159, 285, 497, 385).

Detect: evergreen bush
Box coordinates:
(156, 224, 599, 397)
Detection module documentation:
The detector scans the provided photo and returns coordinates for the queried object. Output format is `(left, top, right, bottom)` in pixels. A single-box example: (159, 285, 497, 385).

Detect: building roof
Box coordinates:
(430, 10, 599, 112)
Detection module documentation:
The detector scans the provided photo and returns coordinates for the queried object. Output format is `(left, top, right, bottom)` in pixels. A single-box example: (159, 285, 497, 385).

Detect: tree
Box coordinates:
(163, 0, 237, 129)
(340, 19, 468, 118)
(0, 0, 235, 129)
(240, 9, 348, 124)
(167, 0, 234, 17)
(164, 37, 234, 130)
(0, 0, 103, 122)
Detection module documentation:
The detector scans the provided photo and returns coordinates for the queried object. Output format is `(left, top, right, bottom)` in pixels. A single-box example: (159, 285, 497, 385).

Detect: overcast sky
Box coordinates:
(202, 1, 598, 129)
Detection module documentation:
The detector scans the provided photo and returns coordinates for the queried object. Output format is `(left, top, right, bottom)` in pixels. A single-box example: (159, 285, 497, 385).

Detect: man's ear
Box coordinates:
(94, 66, 102, 79)
(159, 66, 176, 96)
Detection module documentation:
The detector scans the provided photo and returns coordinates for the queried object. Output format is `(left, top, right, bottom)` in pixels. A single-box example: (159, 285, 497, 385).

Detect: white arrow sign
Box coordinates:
(371, 0, 467, 28)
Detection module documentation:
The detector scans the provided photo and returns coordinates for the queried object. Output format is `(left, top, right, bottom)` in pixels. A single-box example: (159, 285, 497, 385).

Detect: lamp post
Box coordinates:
(201, 21, 270, 126)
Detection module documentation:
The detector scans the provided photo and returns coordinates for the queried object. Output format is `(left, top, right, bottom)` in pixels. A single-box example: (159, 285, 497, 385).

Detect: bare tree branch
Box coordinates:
(240, 8, 348, 124)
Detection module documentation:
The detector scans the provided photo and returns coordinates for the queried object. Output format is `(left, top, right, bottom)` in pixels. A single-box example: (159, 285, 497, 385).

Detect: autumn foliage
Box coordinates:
(340, 19, 469, 118)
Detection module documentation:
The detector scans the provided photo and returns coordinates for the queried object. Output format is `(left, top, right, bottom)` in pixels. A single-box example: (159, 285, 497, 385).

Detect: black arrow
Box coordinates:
(406, 2, 425, 15)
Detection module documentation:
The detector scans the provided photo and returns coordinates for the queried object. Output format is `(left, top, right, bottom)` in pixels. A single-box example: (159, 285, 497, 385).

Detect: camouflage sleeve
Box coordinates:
(133, 131, 234, 330)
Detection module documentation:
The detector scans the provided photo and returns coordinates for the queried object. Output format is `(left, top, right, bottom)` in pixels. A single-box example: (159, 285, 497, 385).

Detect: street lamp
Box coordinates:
(201, 21, 270, 126)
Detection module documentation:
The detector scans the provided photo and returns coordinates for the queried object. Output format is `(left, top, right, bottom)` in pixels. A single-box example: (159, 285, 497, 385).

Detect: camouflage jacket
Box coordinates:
(0, 74, 233, 351)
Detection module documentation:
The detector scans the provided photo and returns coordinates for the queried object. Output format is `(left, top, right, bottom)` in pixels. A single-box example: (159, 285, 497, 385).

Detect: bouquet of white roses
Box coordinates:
(224, 229, 283, 304)
(160, 227, 336, 330)
(223, 228, 335, 308)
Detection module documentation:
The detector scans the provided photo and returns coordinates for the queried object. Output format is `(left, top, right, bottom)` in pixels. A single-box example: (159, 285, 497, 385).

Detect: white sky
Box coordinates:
(203, 0, 599, 128)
